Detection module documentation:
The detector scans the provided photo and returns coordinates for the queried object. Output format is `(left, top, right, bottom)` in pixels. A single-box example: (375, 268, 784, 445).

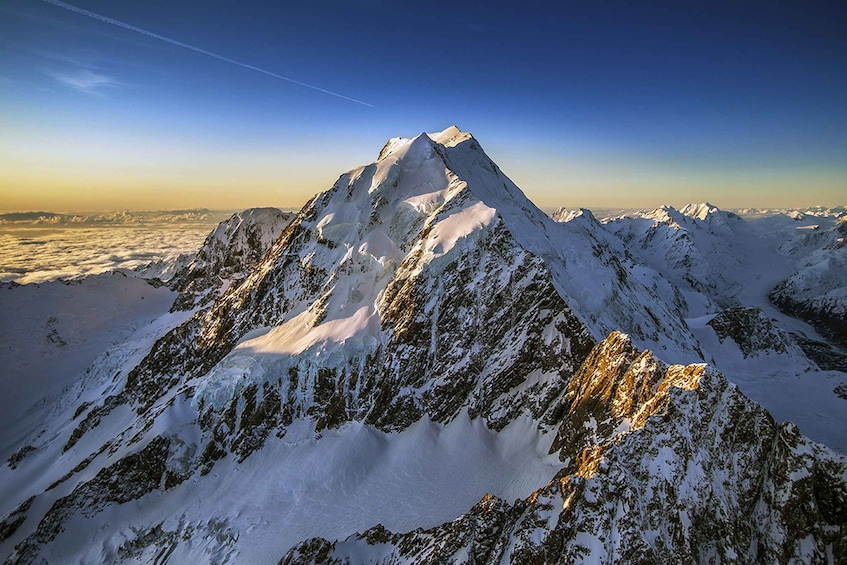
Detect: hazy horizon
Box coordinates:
(1, 198, 846, 216)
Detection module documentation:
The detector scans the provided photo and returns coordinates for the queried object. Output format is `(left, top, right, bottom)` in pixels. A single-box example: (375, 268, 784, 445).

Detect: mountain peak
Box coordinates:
(371, 127, 701, 359)
(550, 207, 598, 224)
(168, 207, 294, 310)
(429, 125, 474, 148)
(643, 204, 685, 225)
(680, 202, 721, 221)
(376, 126, 474, 161)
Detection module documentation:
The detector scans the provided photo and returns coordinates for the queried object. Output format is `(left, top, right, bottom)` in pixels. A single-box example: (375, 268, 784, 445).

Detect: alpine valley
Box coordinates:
(1, 127, 845, 564)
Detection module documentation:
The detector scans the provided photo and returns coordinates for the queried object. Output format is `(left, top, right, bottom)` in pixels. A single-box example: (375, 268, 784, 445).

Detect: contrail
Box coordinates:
(41, 0, 374, 107)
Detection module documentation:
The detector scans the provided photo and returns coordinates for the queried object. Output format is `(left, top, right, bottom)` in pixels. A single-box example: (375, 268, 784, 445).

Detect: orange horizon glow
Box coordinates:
(2, 157, 845, 214)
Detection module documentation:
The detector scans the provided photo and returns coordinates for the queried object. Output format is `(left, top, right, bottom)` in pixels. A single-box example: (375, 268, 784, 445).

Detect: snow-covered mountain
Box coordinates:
(163, 207, 295, 310)
(600, 202, 749, 315)
(556, 202, 847, 453)
(770, 217, 847, 346)
(1, 128, 845, 564)
(733, 205, 847, 221)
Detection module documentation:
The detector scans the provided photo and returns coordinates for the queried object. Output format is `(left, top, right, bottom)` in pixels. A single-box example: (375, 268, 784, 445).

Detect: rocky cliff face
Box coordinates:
(282, 332, 847, 565)
(706, 306, 793, 358)
(168, 207, 294, 311)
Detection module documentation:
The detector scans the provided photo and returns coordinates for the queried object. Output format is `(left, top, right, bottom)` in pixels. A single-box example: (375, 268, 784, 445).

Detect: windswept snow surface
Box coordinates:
(0, 273, 179, 454)
(32, 415, 561, 564)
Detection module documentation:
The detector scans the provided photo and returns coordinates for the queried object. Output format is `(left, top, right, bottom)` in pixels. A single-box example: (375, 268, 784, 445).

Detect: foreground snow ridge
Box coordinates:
(1, 127, 845, 564)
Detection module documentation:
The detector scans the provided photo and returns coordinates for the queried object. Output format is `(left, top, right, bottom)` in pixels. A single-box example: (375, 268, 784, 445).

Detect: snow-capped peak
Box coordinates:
(640, 202, 739, 230)
(168, 207, 294, 310)
(680, 202, 722, 221)
(642, 204, 686, 226)
(376, 126, 473, 161)
(550, 207, 598, 224)
(428, 124, 474, 147)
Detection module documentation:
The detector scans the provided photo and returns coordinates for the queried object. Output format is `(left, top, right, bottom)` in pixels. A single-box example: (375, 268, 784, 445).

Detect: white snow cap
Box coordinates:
(680, 202, 722, 221)
(428, 124, 474, 147)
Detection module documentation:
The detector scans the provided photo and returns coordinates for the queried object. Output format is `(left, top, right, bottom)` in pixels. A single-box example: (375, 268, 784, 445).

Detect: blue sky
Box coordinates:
(1, 0, 845, 211)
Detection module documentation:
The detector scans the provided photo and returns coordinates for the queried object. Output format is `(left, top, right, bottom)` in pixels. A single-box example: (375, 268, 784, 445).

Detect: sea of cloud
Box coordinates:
(0, 210, 234, 284)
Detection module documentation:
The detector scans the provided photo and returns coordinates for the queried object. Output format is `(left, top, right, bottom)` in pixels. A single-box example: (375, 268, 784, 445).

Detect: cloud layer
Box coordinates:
(0, 211, 232, 283)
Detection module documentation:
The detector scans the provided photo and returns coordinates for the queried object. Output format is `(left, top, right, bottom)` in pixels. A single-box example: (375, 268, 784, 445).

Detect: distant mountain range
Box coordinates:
(0, 209, 232, 226)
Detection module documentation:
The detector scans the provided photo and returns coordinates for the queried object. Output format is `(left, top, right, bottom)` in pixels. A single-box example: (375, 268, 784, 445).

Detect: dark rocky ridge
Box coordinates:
(168, 207, 294, 311)
(706, 306, 791, 357)
(770, 289, 847, 348)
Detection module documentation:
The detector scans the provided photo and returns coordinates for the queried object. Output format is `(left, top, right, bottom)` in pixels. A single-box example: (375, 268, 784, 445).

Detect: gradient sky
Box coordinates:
(1, 0, 845, 212)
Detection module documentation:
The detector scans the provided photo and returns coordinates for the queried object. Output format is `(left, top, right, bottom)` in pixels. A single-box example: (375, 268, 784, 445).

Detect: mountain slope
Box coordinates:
(572, 203, 847, 452)
(770, 217, 847, 346)
(0, 273, 178, 455)
(283, 332, 847, 565)
(166, 207, 295, 310)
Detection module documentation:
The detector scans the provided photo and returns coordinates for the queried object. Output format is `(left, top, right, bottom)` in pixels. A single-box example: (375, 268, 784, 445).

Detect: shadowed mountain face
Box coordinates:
(2, 128, 845, 564)
(769, 218, 847, 347)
